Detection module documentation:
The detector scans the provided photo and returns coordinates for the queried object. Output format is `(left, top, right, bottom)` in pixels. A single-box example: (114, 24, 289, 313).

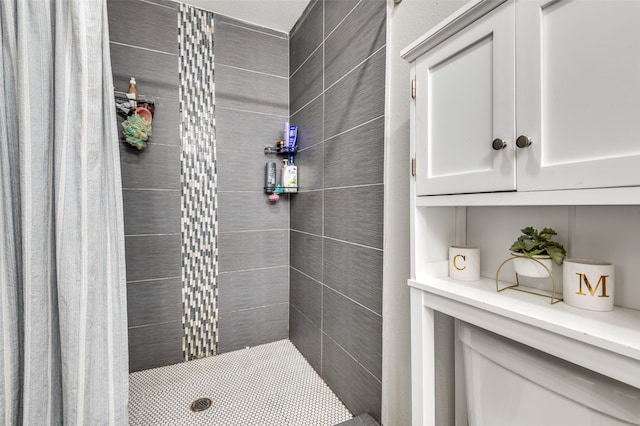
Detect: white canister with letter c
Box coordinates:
(449, 246, 480, 282)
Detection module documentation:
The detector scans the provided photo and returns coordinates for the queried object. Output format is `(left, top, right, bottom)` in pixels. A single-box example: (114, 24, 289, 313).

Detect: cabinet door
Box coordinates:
(516, 0, 640, 191)
(415, 0, 515, 196)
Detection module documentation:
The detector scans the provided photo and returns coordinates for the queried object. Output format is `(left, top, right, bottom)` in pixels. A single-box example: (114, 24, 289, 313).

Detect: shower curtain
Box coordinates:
(0, 1, 129, 424)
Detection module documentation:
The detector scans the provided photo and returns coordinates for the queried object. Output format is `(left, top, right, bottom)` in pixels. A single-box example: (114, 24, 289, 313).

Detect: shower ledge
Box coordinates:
(409, 261, 640, 390)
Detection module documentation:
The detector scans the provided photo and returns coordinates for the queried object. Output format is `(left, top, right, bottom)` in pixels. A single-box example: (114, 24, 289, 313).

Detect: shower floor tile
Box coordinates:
(128, 339, 353, 425)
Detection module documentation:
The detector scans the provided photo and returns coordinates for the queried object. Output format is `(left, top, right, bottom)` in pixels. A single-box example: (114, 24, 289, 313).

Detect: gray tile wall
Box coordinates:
(107, 0, 182, 372)
(113, 0, 381, 392)
(289, 0, 386, 421)
(110, 1, 290, 371)
(214, 16, 290, 354)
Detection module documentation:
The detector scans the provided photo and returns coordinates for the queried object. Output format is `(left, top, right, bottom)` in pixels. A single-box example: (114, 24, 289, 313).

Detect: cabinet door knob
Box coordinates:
(492, 138, 507, 150)
(516, 135, 532, 148)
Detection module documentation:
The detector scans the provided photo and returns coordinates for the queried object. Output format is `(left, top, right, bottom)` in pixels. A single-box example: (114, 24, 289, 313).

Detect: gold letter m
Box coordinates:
(576, 273, 610, 298)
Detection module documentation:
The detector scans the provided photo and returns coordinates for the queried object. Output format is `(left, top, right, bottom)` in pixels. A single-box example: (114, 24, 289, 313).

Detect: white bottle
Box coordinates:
(283, 155, 297, 193)
(281, 158, 288, 188)
(127, 77, 138, 110)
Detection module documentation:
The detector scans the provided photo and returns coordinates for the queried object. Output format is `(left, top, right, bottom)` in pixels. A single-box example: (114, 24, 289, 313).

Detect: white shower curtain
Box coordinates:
(0, 1, 129, 424)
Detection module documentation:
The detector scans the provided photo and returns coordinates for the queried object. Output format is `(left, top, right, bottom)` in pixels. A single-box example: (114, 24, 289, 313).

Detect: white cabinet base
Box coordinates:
(409, 274, 640, 425)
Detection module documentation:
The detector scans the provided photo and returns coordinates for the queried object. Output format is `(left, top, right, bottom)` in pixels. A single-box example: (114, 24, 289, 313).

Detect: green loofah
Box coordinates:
(121, 114, 152, 150)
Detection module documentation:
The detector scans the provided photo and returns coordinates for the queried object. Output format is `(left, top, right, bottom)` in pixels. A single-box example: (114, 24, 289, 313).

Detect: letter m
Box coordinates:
(576, 273, 610, 298)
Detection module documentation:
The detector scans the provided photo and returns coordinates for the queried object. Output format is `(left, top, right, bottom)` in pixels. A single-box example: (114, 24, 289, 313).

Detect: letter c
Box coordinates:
(453, 254, 466, 270)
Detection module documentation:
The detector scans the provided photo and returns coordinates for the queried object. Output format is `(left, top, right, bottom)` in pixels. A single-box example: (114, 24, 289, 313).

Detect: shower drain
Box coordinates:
(189, 397, 213, 412)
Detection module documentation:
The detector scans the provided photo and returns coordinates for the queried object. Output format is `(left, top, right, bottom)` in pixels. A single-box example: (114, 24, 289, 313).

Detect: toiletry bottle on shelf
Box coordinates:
(284, 155, 297, 193)
(127, 77, 138, 110)
(288, 126, 298, 152)
(283, 122, 290, 152)
(265, 162, 276, 193)
(281, 158, 288, 188)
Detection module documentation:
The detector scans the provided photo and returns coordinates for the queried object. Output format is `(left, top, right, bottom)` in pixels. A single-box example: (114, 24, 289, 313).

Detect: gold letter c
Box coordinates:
(453, 254, 466, 270)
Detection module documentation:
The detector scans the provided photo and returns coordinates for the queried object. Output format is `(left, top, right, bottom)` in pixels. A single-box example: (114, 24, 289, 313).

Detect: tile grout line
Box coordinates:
(323, 114, 385, 143)
(216, 63, 288, 80)
(323, 44, 386, 94)
(322, 331, 382, 384)
(110, 40, 177, 56)
(218, 265, 288, 275)
(323, 0, 364, 42)
(125, 232, 181, 237)
(290, 303, 320, 330)
(291, 229, 383, 253)
(216, 105, 289, 119)
(127, 276, 182, 284)
(128, 319, 182, 330)
(290, 42, 323, 79)
(122, 188, 180, 192)
(214, 16, 288, 40)
(218, 228, 289, 234)
(290, 91, 324, 120)
(320, 277, 382, 319)
(219, 302, 288, 316)
(294, 113, 385, 155)
(138, 0, 175, 10)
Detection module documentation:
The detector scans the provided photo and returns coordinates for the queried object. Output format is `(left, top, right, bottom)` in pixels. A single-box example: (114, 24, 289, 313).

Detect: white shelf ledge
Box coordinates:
(415, 186, 640, 207)
(409, 275, 640, 388)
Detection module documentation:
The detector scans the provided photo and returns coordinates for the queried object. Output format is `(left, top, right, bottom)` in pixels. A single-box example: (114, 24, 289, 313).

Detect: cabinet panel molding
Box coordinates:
(516, 0, 640, 191)
(413, 0, 516, 195)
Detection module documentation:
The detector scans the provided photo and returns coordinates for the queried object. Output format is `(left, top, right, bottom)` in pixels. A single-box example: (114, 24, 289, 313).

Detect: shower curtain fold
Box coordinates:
(0, 1, 129, 425)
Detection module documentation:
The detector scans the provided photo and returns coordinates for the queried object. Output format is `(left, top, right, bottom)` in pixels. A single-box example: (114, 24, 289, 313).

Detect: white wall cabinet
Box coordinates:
(414, 0, 515, 195)
(411, 0, 640, 197)
(402, 1, 640, 425)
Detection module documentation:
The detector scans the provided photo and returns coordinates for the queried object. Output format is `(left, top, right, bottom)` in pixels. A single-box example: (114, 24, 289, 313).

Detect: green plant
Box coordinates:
(509, 226, 566, 266)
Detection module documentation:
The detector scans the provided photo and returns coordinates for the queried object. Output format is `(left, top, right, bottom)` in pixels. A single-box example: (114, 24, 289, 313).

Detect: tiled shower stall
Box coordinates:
(289, 0, 385, 419)
(108, 0, 384, 419)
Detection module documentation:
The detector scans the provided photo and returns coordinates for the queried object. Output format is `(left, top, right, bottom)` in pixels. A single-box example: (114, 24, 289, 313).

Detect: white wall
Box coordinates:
(383, 1, 467, 424)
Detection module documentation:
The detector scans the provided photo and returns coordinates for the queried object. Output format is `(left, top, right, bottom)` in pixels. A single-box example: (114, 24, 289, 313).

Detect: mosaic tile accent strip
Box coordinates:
(179, 4, 218, 360)
(129, 339, 354, 425)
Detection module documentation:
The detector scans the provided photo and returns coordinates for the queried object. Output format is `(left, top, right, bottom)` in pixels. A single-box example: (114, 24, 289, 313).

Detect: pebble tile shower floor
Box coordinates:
(128, 339, 353, 425)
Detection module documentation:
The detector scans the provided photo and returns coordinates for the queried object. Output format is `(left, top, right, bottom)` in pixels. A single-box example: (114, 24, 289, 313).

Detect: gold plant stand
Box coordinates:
(495, 255, 563, 305)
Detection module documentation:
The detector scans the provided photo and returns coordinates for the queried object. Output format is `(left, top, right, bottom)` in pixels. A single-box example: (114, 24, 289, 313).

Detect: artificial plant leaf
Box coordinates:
(509, 226, 566, 265)
(546, 246, 565, 266)
(509, 241, 525, 252)
(521, 226, 535, 237)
